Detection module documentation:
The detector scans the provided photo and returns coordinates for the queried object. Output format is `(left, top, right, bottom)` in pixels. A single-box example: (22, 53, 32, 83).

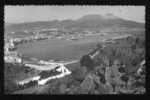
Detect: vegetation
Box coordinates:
(45, 33, 145, 94)
(4, 63, 39, 93)
(5, 32, 145, 94)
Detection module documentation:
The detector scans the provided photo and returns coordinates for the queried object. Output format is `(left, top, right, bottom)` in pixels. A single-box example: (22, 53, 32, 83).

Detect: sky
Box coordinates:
(5, 6, 145, 24)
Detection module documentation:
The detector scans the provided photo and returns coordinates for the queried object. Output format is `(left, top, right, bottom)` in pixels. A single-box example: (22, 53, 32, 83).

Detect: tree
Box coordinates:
(80, 55, 95, 71)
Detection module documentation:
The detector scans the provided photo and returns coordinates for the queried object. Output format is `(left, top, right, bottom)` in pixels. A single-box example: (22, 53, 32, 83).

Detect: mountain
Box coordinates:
(70, 14, 144, 29)
(5, 13, 145, 33)
(77, 13, 120, 21)
(5, 20, 60, 33)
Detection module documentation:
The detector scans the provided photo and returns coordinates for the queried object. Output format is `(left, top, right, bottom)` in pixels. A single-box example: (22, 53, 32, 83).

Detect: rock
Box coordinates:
(93, 90, 100, 94)
(110, 65, 120, 77)
(104, 83, 114, 94)
(118, 67, 126, 73)
(94, 65, 106, 84)
(80, 55, 95, 70)
(67, 85, 79, 94)
(79, 74, 95, 94)
(59, 84, 67, 94)
(72, 66, 88, 81)
(105, 67, 112, 84)
(96, 84, 109, 94)
(102, 56, 110, 66)
(95, 65, 105, 75)
(120, 74, 129, 83)
(105, 65, 126, 89)
(113, 59, 121, 66)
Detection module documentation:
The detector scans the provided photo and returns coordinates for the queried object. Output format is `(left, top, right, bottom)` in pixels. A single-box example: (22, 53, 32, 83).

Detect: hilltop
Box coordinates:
(5, 13, 145, 33)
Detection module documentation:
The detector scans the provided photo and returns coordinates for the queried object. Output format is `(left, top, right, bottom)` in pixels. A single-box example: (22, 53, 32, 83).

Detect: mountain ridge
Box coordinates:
(5, 14, 145, 33)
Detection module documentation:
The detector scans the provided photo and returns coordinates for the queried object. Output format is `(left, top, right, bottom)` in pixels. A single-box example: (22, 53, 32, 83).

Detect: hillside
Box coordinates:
(5, 14, 145, 33)
(5, 33, 145, 94)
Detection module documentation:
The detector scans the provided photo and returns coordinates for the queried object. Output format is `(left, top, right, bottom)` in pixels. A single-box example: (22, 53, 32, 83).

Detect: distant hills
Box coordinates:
(5, 14, 145, 33)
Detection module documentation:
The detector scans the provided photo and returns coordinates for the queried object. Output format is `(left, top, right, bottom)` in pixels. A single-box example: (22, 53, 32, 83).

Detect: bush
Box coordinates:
(80, 55, 95, 70)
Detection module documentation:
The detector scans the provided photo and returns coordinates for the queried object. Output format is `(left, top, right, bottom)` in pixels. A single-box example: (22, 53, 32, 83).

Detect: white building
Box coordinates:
(9, 39, 15, 48)
(4, 56, 22, 63)
(16, 63, 71, 86)
(17, 76, 41, 86)
(38, 63, 71, 85)
(137, 60, 145, 75)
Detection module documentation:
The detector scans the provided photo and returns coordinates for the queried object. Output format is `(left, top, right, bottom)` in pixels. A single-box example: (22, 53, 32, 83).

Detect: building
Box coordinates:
(137, 60, 145, 76)
(16, 63, 71, 86)
(25, 62, 59, 71)
(9, 39, 15, 48)
(4, 56, 22, 63)
(38, 64, 71, 85)
(17, 76, 41, 86)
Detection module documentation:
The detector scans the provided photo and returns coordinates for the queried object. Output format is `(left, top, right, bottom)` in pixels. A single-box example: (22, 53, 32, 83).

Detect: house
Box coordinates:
(4, 56, 22, 63)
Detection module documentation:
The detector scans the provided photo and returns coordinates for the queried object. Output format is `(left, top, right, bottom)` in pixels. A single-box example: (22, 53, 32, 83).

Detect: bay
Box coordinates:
(16, 36, 102, 61)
